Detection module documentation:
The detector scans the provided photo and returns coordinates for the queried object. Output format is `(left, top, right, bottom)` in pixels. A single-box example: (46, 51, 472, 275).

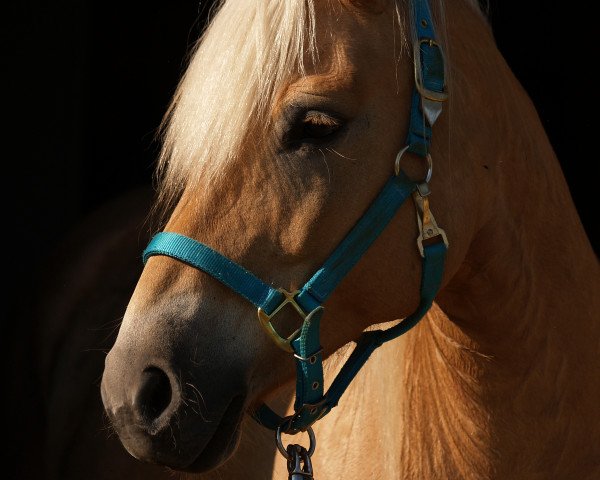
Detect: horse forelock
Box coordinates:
(151, 0, 486, 228)
(153, 0, 318, 221)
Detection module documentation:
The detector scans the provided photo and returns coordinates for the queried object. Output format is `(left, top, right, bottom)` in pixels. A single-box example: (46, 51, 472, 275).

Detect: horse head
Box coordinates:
(101, 0, 517, 473)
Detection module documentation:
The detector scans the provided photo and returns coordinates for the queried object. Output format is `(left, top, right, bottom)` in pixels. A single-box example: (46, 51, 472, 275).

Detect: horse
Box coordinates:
(100, 0, 600, 478)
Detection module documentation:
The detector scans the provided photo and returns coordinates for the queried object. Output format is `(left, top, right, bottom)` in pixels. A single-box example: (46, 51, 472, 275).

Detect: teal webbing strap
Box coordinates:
(295, 172, 416, 312)
(252, 241, 446, 431)
(289, 309, 324, 428)
(143, 233, 285, 314)
(324, 241, 446, 408)
(143, 172, 415, 317)
(405, 0, 446, 156)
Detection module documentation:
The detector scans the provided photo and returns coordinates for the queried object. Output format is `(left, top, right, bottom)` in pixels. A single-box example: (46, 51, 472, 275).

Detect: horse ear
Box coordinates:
(348, 0, 388, 14)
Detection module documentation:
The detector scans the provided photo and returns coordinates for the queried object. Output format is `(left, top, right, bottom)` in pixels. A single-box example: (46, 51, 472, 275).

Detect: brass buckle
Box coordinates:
(413, 38, 448, 102)
(413, 188, 449, 257)
(257, 289, 321, 353)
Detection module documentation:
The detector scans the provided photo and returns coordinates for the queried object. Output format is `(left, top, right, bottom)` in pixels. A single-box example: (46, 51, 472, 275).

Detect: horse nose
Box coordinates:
(134, 367, 173, 425)
(101, 349, 181, 443)
(102, 337, 247, 471)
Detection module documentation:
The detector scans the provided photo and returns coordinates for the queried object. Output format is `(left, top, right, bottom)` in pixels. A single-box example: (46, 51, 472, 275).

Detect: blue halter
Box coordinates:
(143, 0, 447, 436)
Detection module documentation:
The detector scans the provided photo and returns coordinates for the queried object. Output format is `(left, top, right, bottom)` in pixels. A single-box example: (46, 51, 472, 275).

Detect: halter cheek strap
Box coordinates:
(142, 0, 447, 437)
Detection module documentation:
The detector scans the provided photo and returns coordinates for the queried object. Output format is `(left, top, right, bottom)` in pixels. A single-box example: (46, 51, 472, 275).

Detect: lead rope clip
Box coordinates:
(286, 444, 314, 479)
(414, 182, 449, 257)
(277, 424, 316, 479)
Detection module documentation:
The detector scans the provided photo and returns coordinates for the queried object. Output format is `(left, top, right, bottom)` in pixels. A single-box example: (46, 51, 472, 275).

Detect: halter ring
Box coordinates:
(394, 145, 433, 183)
(276, 423, 316, 460)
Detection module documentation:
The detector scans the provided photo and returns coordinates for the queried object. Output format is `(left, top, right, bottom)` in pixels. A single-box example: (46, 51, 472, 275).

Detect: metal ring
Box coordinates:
(276, 423, 316, 459)
(394, 145, 433, 184)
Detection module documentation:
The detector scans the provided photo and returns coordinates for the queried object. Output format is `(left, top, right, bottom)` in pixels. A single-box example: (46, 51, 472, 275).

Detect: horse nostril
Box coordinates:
(134, 367, 172, 423)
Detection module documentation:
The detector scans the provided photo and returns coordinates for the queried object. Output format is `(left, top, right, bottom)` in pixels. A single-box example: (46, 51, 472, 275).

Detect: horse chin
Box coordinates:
(111, 394, 247, 474)
(177, 394, 246, 473)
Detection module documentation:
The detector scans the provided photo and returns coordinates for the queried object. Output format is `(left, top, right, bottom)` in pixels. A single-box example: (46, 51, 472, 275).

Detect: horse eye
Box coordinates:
(301, 111, 342, 140)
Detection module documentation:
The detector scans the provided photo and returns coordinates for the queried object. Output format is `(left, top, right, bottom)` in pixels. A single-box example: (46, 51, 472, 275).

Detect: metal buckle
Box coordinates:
(257, 289, 322, 353)
(413, 188, 449, 257)
(413, 38, 448, 102)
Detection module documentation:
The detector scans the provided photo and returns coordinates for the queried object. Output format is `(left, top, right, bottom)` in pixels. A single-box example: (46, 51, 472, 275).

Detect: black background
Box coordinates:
(7, 0, 596, 325)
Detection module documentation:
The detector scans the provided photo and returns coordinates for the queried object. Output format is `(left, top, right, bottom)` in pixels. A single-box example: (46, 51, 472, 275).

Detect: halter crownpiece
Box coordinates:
(142, 0, 448, 475)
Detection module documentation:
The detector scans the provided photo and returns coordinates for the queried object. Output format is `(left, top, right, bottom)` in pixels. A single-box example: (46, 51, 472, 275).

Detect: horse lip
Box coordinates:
(176, 394, 247, 473)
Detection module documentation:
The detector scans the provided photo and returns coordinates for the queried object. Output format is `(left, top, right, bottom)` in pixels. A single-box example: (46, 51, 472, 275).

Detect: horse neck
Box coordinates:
(373, 180, 598, 480)
(441, 37, 599, 382)
(429, 3, 600, 476)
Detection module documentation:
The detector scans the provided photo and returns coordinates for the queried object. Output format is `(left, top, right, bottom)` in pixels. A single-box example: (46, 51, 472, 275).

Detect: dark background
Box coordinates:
(7, 0, 595, 325)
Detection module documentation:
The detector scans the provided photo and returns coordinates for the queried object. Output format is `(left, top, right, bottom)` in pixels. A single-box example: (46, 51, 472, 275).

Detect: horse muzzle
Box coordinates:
(101, 345, 246, 472)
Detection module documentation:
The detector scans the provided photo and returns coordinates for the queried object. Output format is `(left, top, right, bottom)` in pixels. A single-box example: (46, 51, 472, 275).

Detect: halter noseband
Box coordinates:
(142, 0, 448, 464)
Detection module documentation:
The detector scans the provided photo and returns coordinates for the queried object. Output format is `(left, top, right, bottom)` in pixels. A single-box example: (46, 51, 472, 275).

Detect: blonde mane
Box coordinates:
(155, 0, 482, 215)
(156, 0, 317, 213)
